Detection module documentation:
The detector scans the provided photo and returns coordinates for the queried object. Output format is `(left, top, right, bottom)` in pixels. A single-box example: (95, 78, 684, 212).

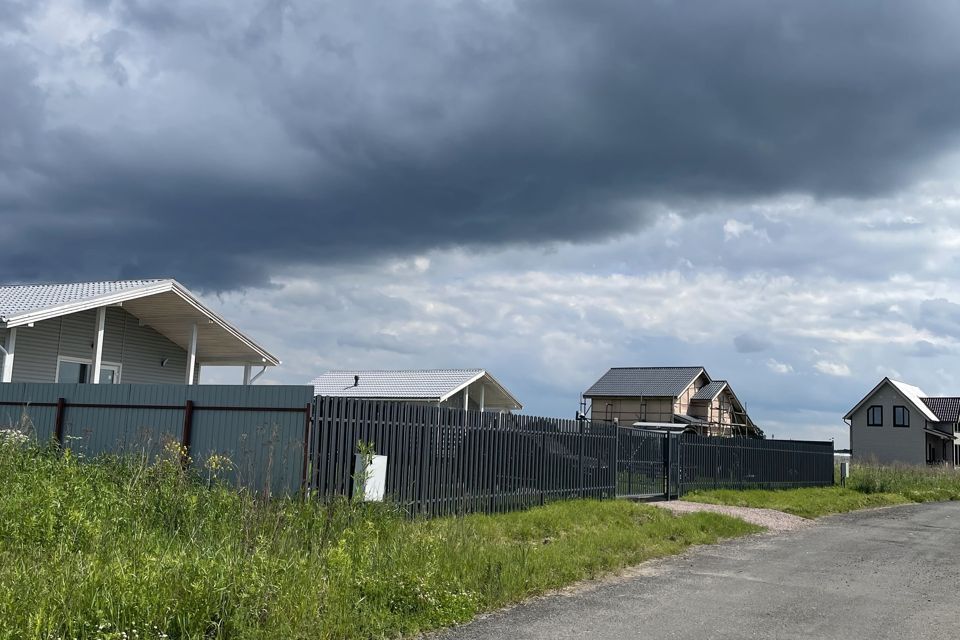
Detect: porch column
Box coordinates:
(463, 385, 469, 410)
(242, 365, 252, 385)
(185, 323, 198, 385)
(479, 384, 485, 412)
(91, 307, 106, 383)
(1, 327, 16, 383)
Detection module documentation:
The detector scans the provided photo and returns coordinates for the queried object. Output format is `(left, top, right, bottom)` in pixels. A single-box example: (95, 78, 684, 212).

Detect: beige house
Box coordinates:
(844, 377, 958, 467)
(582, 366, 762, 437)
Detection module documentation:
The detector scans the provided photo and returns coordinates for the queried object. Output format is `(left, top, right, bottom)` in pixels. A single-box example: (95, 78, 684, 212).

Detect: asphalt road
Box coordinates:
(437, 502, 960, 640)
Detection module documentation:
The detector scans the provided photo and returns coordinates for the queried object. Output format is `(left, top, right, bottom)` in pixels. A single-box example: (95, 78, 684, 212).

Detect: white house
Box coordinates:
(843, 377, 958, 467)
(311, 369, 522, 412)
(0, 279, 279, 385)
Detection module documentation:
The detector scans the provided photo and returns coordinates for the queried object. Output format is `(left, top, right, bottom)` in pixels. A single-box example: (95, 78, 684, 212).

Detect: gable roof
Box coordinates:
(311, 369, 522, 409)
(691, 380, 728, 401)
(583, 366, 706, 398)
(920, 397, 960, 424)
(0, 280, 167, 323)
(843, 377, 939, 422)
(0, 279, 279, 366)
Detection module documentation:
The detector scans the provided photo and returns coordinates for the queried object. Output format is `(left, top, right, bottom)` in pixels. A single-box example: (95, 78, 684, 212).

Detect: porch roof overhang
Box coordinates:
(0, 279, 279, 367)
(923, 427, 955, 441)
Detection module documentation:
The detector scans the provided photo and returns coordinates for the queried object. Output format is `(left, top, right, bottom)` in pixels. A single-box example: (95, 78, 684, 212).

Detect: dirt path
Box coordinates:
(648, 499, 812, 531)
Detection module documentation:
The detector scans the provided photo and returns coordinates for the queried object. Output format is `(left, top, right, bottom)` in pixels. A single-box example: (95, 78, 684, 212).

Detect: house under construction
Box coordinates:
(582, 366, 763, 437)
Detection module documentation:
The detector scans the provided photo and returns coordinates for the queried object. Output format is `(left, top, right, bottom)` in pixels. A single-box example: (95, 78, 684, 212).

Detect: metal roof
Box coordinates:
(583, 367, 706, 398)
(920, 397, 960, 424)
(0, 279, 279, 366)
(692, 380, 728, 401)
(0, 280, 165, 322)
(311, 369, 522, 409)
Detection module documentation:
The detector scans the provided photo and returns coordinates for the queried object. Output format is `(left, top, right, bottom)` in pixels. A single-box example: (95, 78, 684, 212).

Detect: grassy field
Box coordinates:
(0, 437, 759, 640)
(685, 464, 960, 518)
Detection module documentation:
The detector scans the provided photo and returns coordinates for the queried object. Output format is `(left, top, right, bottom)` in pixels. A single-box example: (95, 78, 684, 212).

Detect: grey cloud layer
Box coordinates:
(3, 1, 960, 288)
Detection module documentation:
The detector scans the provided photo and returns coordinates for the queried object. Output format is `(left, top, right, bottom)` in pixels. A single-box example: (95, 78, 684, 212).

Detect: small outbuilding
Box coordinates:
(0, 279, 279, 385)
(311, 369, 522, 412)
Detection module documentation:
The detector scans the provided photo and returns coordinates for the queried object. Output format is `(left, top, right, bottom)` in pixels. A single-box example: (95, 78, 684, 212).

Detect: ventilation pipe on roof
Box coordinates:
(354, 375, 360, 387)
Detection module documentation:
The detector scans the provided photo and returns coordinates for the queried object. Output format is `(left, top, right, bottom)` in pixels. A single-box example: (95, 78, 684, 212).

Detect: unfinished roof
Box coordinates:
(692, 380, 728, 401)
(311, 369, 522, 409)
(0, 279, 279, 367)
(583, 367, 706, 398)
(920, 397, 960, 424)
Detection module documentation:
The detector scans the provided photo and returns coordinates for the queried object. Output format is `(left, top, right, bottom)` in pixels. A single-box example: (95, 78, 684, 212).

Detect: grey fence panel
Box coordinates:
(188, 385, 312, 495)
(678, 435, 834, 493)
(0, 382, 63, 441)
(310, 397, 619, 516)
(0, 383, 314, 494)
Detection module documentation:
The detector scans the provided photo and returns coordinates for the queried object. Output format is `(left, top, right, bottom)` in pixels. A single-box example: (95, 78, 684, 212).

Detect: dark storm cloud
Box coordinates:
(4, 0, 960, 289)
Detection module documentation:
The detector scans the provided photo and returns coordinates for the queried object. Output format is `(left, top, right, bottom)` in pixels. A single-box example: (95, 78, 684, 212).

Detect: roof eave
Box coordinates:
(441, 370, 523, 410)
(168, 281, 280, 366)
(3, 280, 177, 328)
(3, 279, 280, 367)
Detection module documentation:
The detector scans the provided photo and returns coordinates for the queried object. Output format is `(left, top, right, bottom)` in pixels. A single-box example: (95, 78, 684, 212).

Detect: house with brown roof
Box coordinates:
(843, 377, 959, 467)
(582, 366, 762, 437)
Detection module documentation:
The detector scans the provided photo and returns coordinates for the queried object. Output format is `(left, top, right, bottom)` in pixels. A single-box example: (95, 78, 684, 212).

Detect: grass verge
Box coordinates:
(684, 464, 960, 519)
(0, 440, 759, 639)
(682, 487, 908, 518)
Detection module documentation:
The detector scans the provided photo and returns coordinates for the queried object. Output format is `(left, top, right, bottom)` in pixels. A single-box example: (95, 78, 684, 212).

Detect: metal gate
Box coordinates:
(615, 427, 678, 500)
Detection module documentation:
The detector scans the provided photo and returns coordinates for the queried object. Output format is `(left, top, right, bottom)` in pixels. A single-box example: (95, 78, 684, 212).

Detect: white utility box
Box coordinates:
(354, 454, 388, 501)
(839, 461, 850, 486)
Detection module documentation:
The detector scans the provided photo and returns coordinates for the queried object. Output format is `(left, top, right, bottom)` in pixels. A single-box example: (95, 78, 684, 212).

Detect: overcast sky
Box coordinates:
(6, 1, 960, 445)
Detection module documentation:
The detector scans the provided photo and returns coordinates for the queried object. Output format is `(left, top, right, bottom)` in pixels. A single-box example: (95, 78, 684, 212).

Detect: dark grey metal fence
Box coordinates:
(677, 435, 835, 493)
(310, 396, 618, 516)
(309, 397, 834, 515)
(0, 384, 835, 508)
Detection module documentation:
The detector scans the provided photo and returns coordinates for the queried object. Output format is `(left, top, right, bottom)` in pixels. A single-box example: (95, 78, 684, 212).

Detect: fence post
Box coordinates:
(300, 401, 313, 496)
(540, 427, 546, 506)
(180, 400, 194, 463)
(578, 419, 584, 499)
(54, 397, 66, 447)
(714, 443, 719, 490)
(664, 435, 671, 501)
(613, 424, 619, 498)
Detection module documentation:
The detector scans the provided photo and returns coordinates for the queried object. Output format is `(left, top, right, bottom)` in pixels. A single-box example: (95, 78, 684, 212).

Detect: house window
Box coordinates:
(893, 406, 909, 428)
(56, 357, 121, 384)
(867, 405, 883, 427)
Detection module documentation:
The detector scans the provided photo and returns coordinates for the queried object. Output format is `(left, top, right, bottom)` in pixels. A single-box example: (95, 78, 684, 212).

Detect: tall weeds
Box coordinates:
(0, 436, 757, 639)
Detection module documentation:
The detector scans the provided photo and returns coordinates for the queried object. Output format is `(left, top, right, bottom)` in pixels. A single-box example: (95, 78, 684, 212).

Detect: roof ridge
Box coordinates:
(607, 365, 704, 370)
(0, 278, 169, 288)
(321, 368, 483, 373)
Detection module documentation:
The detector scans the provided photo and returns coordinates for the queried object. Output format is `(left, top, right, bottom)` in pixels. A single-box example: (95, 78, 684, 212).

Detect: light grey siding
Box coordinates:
(850, 383, 927, 465)
(9, 317, 61, 382)
(8, 307, 188, 384)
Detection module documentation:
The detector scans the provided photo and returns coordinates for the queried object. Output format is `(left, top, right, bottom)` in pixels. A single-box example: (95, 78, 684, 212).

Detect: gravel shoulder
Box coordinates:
(648, 499, 812, 531)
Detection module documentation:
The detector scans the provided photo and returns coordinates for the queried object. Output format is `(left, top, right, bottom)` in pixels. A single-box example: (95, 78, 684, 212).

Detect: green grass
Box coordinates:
(685, 464, 960, 519)
(0, 440, 759, 639)
(682, 486, 909, 518)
